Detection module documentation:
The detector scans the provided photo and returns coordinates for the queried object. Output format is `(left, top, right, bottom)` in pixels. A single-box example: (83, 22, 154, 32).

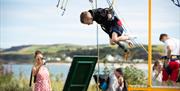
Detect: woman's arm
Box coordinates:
(167, 46, 172, 58)
(48, 78, 52, 91)
(45, 67, 52, 91)
(32, 66, 36, 76)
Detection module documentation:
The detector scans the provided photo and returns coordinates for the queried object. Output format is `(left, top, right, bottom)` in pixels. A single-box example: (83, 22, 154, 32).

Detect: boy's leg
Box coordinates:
(169, 61, 179, 86)
(110, 35, 130, 60)
(111, 32, 137, 43)
(162, 68, 169, 86)
(111, 32, 133, 48)
(124, 40, 133, 48)
(111, 32, 129, 43)
(117, 42, 129, 53)
(110, 38, 116, 45)
(110, 38, 128, 52)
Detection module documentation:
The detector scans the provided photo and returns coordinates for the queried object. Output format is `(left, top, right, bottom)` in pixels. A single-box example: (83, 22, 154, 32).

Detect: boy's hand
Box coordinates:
(118, 76, 124, 86)
(107, 14, 112, 20)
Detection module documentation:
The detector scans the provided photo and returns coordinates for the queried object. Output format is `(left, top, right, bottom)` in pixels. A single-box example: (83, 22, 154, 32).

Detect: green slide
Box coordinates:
(63, 55, 98, 91)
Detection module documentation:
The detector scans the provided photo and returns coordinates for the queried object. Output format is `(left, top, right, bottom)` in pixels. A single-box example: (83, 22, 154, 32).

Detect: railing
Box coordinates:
(128, 0, 180, 91)
(128, 85, 180, 91)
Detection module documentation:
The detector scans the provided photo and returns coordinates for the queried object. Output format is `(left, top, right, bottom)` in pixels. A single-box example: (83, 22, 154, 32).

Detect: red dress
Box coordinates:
(35, 66, 51, 91)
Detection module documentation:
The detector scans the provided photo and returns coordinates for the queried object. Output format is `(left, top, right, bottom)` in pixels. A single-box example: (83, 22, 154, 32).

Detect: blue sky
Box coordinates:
(0, 0, 179, 48)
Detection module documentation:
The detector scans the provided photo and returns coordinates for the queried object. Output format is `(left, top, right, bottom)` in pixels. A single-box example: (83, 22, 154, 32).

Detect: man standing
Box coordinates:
(159, 33, 180, 86)
(159, 34, 180, 58)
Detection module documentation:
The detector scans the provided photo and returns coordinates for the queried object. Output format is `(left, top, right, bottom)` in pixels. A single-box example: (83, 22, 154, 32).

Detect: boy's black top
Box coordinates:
(89, 8, 114, 26)
(89, 8, 124, 38)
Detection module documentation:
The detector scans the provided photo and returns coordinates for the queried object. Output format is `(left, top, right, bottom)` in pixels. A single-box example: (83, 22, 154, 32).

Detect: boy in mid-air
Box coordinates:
(80, 8, 136, 57)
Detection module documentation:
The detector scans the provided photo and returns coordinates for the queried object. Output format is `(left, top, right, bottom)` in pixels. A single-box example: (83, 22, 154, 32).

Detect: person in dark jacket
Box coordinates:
(80, 8, 136, 57)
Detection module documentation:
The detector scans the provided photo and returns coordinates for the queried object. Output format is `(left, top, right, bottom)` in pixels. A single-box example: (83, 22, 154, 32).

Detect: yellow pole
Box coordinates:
(148, 0, 152, 89)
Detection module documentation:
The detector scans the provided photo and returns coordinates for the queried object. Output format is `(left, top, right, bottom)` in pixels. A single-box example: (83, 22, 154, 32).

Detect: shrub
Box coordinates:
(124, 65, 147, 85)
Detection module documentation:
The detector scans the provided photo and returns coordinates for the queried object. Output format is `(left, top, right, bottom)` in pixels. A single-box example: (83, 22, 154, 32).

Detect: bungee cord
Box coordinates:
(56, 0, 70, 16)
(106, 0, 149, 54)
(171, 0, 180, 7)
(56, 0, 61, 8)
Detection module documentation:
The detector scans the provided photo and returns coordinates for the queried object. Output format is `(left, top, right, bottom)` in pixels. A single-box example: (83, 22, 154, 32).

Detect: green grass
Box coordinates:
(1, 44, 165, 63)
(2, 44, 165, 55)
(0, 72, 97, 91)
(0, 64, 148, 91)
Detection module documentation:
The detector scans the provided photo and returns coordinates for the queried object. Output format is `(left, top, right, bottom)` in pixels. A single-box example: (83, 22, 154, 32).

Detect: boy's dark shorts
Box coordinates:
(109, 25, 124, 38)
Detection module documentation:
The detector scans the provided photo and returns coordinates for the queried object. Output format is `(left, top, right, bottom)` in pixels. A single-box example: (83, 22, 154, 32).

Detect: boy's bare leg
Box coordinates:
(111, 32, 133, 47)
(124, 40, 133, 48)
(110, 38, 116, 45)
(110, 37, 130, 61)
(111, 32, 130, 52)
(111, 32, 129, 43)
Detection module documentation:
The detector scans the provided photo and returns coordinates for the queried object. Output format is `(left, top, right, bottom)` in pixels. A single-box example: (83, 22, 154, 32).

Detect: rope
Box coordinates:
(171, 0, 180, 7)
(60, 0, 65, 9)
(116, 9, 149, 54)
(56, 0, 61, 8)
(94, 0, 100, 91)
(106, 0, 148, 54)
(56, 0, 69, 16)
(89, 0, 94, 9)
(61, 0, 69, 16)
(109, 0, 116, 9)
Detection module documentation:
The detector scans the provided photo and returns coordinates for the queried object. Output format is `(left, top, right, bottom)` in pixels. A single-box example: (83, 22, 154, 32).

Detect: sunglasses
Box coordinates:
(35, 57, 44, 60)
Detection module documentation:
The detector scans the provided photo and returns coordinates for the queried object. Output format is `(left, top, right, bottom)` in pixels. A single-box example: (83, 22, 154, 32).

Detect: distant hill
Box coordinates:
(0, 48, 3, 52)
(0, 44, 164, 63)
(2, 45, 31, 53)
(1, 44, 100, 54)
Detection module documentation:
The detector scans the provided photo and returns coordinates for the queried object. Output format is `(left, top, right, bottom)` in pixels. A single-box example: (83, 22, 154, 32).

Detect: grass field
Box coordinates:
(0, 64, 148, 91)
